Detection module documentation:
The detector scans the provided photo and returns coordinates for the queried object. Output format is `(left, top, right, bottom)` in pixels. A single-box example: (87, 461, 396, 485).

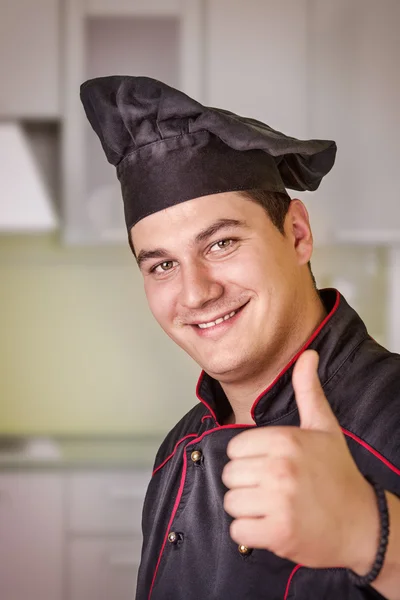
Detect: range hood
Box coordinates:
(0, 122, 58, 232)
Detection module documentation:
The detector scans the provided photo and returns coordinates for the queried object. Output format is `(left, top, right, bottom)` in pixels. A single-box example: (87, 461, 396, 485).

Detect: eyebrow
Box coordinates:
(194, 218, 248, 244)
(136, 218, 248, 270)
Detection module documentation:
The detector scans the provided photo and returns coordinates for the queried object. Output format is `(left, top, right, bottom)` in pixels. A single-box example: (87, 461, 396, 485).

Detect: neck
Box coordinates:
(220, 291, 327, 425)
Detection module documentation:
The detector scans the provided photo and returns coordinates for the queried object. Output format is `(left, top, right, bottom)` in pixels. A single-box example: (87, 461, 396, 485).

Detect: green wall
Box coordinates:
(0, 233, 387, 435)
(0, 234, 199, 435)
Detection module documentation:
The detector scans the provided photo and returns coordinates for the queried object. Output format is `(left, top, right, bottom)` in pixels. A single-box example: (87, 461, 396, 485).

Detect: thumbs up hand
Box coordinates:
(222, 350, 379, 573)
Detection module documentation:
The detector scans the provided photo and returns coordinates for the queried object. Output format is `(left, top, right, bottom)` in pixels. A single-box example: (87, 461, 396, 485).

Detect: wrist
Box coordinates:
(347, 479, 381, 575)
(347, 479, 390, 589)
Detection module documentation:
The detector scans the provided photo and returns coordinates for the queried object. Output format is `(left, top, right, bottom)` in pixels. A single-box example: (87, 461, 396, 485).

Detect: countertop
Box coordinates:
(0, 435, 163, 470)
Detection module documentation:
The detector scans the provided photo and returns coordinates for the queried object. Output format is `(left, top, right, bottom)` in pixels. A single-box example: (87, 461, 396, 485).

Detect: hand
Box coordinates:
(222, 350, 380, 573)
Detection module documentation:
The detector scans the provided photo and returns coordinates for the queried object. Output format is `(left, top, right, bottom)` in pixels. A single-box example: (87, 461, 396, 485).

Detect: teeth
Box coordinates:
(197, 309, 237, 329)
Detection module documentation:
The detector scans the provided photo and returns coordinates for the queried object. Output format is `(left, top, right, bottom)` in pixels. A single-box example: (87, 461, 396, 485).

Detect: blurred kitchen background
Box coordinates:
(0, 1, 399, 599)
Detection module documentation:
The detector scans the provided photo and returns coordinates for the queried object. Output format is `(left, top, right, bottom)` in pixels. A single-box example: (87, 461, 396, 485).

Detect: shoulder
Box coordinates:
(328, 335, 400, 421)
(152, 402, 209, 473)
(343, 336, 400, 415)
(329, 337, 400, 486)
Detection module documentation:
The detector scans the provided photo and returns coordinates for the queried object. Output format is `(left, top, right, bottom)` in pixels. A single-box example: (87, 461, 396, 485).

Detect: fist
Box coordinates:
(222, 350, 379, 573)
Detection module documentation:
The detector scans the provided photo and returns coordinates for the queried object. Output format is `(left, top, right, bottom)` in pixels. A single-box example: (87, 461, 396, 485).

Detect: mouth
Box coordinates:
(191, 301, 249, 335)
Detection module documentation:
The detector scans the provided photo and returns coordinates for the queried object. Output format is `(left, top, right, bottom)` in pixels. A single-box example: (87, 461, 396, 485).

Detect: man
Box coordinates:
(80, 76, 400, 600)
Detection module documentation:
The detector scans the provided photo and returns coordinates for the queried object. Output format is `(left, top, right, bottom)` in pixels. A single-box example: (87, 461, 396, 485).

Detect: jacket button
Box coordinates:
(238, 544, 252, 555)
(168, 532, 178, 544)
(190, 450, 202, 463)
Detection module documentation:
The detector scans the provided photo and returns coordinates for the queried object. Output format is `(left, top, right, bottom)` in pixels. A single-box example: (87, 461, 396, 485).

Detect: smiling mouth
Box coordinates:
(194, 302, 248, 330)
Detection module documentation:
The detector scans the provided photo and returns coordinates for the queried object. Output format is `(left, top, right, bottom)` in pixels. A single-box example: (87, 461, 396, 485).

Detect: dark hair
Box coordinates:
(239, 189, 291, 233)
(241, 189, 317, 288)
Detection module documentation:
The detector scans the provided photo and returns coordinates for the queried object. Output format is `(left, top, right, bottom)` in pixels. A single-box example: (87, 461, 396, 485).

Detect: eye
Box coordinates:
(152, 260, 177, 274)
(209, 238, 235, 253)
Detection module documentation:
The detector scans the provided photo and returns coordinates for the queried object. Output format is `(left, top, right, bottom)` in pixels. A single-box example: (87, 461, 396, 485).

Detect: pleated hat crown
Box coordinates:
(80, 75, 337, 231)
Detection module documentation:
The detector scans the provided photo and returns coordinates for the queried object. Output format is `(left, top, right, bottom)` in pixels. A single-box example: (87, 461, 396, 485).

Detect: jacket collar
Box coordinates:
(196, 289, 369, 426)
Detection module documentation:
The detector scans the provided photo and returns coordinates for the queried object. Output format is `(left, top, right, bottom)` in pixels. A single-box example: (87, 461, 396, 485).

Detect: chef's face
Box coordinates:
(131, 192, 314, 383)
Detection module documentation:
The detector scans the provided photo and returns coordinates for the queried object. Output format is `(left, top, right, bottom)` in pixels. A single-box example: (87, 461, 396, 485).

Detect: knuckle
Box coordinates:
(221, 462, 233, 487)
(230, 518, 242, 543)
(224, 489, 237, 514)
(272, 456, 299, 483)
(226, 438, 238, 459)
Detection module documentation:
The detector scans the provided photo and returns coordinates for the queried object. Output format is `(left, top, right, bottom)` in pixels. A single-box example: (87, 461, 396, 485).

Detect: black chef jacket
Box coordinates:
(135, 289, 400, 600)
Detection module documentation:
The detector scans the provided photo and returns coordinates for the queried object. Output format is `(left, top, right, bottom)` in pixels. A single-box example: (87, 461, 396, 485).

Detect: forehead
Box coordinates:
(131, 192, 268, 250)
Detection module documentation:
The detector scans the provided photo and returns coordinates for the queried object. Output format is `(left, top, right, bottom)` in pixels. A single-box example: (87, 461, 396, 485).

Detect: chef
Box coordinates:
(80, 76, 400, 600)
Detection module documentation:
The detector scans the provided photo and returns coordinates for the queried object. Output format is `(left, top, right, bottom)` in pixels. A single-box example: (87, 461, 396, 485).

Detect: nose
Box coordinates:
(179, 262, 223, 310)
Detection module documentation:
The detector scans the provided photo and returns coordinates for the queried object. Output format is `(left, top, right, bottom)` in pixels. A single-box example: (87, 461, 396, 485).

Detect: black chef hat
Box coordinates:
(80, 75, 336, 232)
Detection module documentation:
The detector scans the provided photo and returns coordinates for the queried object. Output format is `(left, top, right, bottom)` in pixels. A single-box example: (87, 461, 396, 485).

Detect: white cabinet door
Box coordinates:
(63, 0, 203, 244)
(68, 537, 142, 600)
(308, 0, 400, 241)
(67, 470, 150, 535)
(205, 0, 400, 242)
(66, 469, 149, 600)
(203, 0, 332, 240)
(0, 0, 60, 118)
(205, 0, 310, 138)
(0, 472, 64, 600)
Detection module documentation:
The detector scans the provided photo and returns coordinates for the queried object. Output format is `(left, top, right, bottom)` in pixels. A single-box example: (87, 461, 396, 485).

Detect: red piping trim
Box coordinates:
(148, 423, 254, 597)
(152, 421, 254, 479)
(152, 434, 198, 477)
(201, 414, 213, 423)
(284, 564, 303, 600)
(148, 449, 189, 600)
(342, 428, 400, 476)
(196, 371, 219, 424)
(283, 431, 400, 600)
(250, 290, 341, 420)
(186, 423, 256, 447)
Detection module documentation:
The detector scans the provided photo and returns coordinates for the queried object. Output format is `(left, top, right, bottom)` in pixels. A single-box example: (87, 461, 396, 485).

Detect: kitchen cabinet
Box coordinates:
(204, 0, 309, 139)
(203, 0, 330, 245)
(62, 0, 400, 244)
(0, 472, 64, 600)
(66, 469, 150, 600)
(67, 470, 150, 534)
(68, 538, 142, 600)
(0, 466, 151, 600)
(62, 0, 203, 244)
(0, 0, 60, 118)
(308, 0, 400, 243)
(204, 0, 400, 242)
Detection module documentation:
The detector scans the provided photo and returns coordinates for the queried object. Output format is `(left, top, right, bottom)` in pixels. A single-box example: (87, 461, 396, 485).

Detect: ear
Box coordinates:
(284, 199, 313, 265)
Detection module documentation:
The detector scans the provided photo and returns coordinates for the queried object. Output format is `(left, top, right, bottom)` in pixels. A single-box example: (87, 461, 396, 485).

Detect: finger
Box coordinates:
(222, 456, 268, 489)
(224, 487, 267, 519)
(293, 349, 340, 432)
(229, 516, 280, 551)
(227, 426, 301, 460)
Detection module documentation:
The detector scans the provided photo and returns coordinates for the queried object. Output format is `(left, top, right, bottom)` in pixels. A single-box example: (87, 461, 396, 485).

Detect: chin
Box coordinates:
(200, 353, 252, 381)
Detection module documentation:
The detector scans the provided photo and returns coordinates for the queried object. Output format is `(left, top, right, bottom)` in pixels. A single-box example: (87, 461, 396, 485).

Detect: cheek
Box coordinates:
(144, 281, 175, 326)
(233, 246, 295, 313)
(224, 248, 274, 291)
(217, 250, 262, 288)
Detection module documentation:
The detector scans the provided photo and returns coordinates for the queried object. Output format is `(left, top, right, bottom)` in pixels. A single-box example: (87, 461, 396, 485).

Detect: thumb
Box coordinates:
(292, 349, 339, 432)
